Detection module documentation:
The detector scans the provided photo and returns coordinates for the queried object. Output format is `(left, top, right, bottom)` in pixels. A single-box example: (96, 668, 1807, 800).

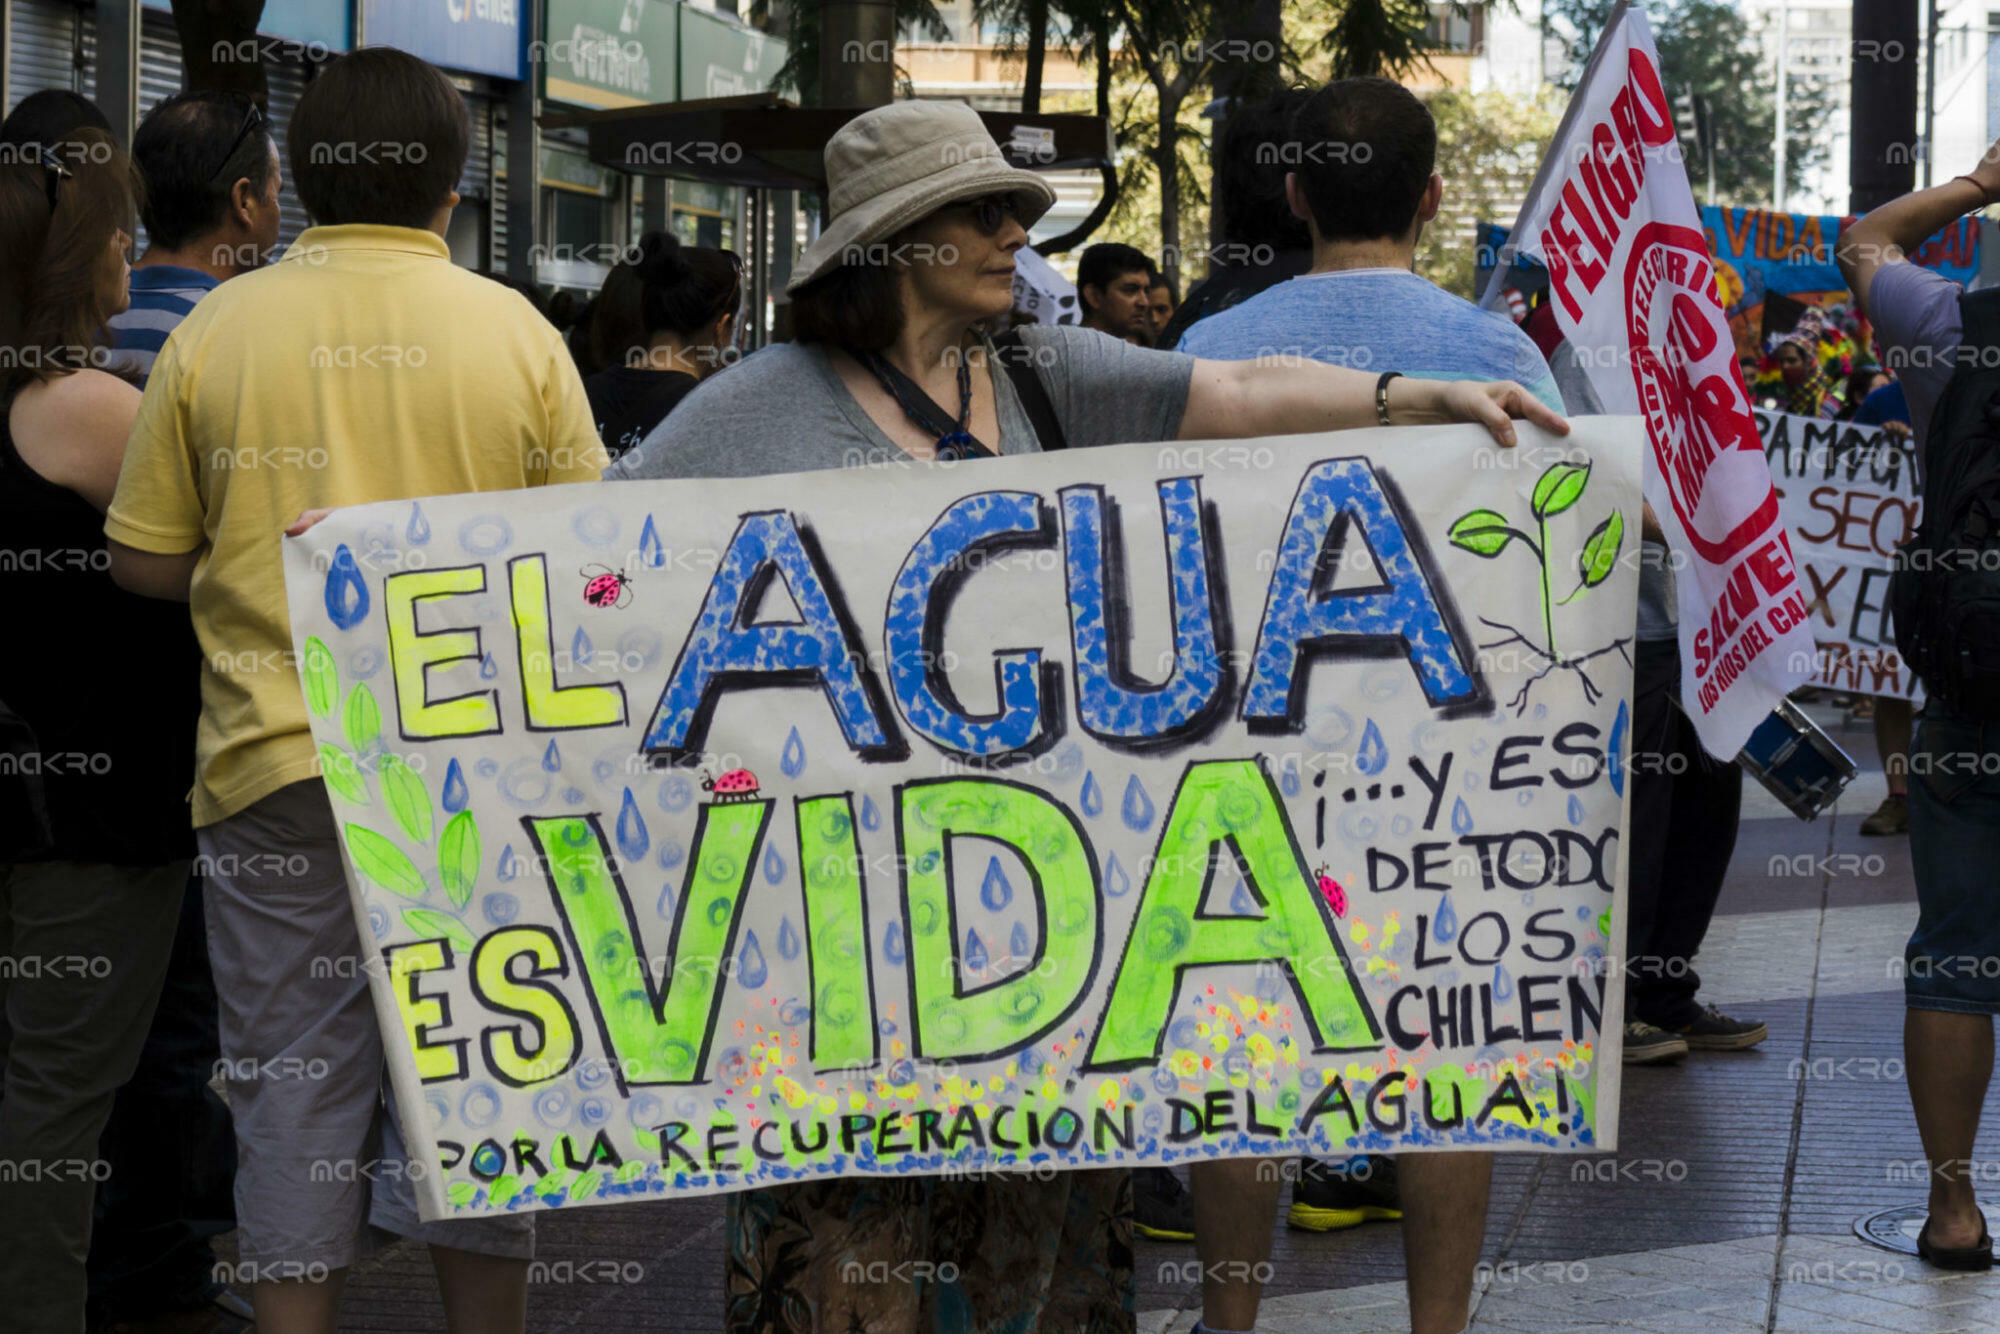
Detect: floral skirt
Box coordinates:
(724, 1169, 1134, 1334)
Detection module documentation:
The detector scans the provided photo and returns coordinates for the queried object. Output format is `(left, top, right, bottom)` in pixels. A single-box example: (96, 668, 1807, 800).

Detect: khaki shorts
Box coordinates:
(199, 780, 533, 1271)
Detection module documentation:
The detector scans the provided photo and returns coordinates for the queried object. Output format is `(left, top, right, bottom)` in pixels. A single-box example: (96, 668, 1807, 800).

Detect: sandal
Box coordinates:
(1917, 1218, 1995, 1270)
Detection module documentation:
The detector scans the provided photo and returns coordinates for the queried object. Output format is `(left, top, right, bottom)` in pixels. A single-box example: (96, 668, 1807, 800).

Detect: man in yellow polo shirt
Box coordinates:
(106, 48, 604, 1334)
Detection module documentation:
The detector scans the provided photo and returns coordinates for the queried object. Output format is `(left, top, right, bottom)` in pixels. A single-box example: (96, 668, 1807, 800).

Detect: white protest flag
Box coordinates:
(1012, 245, 1081, 324)
(1484, 3, 1814, 756)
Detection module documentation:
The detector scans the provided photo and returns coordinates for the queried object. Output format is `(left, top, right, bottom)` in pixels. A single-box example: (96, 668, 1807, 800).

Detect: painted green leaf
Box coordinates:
(380, 754, 433, 843)
(439, 810, 481, 909)
(1531, 461, 1592, 518)
(1579, 510, 1626, 588)
(345, 823, 427, 899)
(1448, 508, 1519, 558)
(342, 683, 383, 751)
(447, 1182, 477, 1208)
(302, 636, 338, 719)
(569, 1169, 604, 1201)
(401, 906, 474, 952)
(319, 743, 369, 805)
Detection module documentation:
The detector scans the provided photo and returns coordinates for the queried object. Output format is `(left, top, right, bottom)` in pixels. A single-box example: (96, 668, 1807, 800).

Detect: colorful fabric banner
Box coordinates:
(1486, 3, 1815, 758)
(1761, 411, 1922, 700)
(281, 423, 1640, 1221)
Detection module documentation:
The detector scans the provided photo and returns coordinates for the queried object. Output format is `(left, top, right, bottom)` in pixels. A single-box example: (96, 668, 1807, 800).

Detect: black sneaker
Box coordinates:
(1133, 1165, 1195, 1241)
(1669, 1003, 1768, 1051)
(1622, 1019, 1690, 1065)
(1286, 1155, 1402, 1232)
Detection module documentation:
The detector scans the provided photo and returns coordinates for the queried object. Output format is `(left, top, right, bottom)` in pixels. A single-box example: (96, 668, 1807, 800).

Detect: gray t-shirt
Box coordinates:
(1866, 260, 1964, 448)
(605, 324, 1195, 480)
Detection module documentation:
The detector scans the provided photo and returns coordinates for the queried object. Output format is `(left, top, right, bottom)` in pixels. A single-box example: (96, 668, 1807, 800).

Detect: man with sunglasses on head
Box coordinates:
(105, 92, 281, 382)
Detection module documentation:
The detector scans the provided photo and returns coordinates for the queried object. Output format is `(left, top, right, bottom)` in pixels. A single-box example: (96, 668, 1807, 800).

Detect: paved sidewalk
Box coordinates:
(308, 708, 1995, 1332)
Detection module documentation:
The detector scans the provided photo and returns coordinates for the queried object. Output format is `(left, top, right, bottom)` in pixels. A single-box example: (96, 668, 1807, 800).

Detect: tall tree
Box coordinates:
(1543, 0, 1833, 207)
(765, 0, 952, 104)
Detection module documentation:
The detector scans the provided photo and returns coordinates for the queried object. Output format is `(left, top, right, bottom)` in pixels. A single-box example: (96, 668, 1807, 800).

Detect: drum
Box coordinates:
(1735, 698, 1859, 821)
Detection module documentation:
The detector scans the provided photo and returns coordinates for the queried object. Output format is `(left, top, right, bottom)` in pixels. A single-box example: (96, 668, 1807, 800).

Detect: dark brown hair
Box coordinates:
(0, 128, 137, 398)
(592, 231, 742, 367)
(289, 47, 469, 229)
(1291, 77, 1436, 242)
(790, 259, 904, 350)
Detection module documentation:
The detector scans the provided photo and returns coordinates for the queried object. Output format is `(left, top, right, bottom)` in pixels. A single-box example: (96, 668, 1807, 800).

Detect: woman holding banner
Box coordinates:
(608, 99, 1567, 1334)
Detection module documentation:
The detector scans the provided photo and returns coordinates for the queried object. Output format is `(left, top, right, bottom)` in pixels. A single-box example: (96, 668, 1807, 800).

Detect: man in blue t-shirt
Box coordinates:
(1177, 77, 1554, 1334)
(105, 89, 283, 382)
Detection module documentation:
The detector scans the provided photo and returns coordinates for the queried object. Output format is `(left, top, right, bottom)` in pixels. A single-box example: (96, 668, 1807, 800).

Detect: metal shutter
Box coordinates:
(265, 58, 310, 246)
(76, 2, 94, 101)
(7, 0, 83, 110)
(463, 92, 492, 200)
(137, 10, 179, 116)
(489, 105, 506, 272)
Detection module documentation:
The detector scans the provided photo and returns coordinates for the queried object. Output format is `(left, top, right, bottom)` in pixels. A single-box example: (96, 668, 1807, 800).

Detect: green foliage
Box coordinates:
(379, 754, 433, 844)
(1418, 85, 1565, 297)
(439, 811, 482, 910)
(1543, 0, 1833, 206)
(765, 0, 951, 103)
(345, 823, 428, 899)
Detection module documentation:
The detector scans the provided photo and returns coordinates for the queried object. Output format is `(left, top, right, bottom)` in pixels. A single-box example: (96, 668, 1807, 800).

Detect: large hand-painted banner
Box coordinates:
(1483, 3, 1816, 759)
(1761, 411, 1923, 700)
(282, 424, 1640, 1222)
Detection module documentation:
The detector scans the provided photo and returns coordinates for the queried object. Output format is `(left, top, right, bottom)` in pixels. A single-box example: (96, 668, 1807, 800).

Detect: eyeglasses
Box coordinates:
(954, 193, 1024, 236)
(36, 146, 72, 212)
(207, 98, 267, 188)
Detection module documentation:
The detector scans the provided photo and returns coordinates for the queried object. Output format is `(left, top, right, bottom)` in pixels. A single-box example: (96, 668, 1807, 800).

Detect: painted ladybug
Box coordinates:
(702, 768, 761, 803)
(581, 564, 632, 610)
(1315, 863, 1347, 918)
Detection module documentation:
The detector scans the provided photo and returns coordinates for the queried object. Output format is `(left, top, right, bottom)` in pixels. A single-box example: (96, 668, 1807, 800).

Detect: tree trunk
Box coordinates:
(1023, 0, 1050, 112)
(1155, 109, 1180, 290)
(170, 0, 269, 106)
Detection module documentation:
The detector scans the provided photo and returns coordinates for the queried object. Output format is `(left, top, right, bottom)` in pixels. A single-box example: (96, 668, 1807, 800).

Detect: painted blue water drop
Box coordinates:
(736, 931, 768, 988)
(1104, 852, 1132, 898)
(638, 515, 666, 569)
(1079, 772, 1104, 818)
(572, 626, 593, 667)
(1010, 922, 1031, 957)
(616, 788, 649, 862)
(764, 843, 786, 884)
(323, 544, 369, 629)
(1229, 878, 1258, 915)
(481, 892, 518, 926)
(542, 740, 561, 772)
(1433, 894, 1460, 944)
(1281, 767, 1302, 798)
(860, 794, 881, 831)
(884, 919, 906, 966)
(479, 651, 498, 680)
(497, 844, 519, 882)
(963, 928, 989, 974)
(441, 758, 468, 813)
(1121, 775, 1156, 831)
(656, 839, 684, 869)
(1567, 793, 1584, 826)
(776, 917, 801, 961)
(406, 503, 431, 545)
(1355, 719, 1388, 776)
(656, 883, 677, 918)
(980, 857, 1014, 911)
(1492, 963, 1514, 1002)
(780, 727, 807, 779)
(1607, 700, 1629, 797)
(1450, 797, 1474, 836)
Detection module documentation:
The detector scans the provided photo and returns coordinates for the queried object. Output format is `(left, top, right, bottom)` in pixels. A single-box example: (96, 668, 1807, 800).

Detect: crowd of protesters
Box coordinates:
(0, 33, 1984, 1334)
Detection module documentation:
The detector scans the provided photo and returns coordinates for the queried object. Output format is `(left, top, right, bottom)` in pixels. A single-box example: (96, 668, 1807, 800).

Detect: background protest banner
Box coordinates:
(1484, 2, 1816, 759)
(282, 422, 1640, 1221)
(1761, 410, 1922, 701)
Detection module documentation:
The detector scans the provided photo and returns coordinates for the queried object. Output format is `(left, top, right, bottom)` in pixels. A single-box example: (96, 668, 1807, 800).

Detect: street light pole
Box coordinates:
(1775, 0, 1790, 210)
(1923, 0, 1939, 186)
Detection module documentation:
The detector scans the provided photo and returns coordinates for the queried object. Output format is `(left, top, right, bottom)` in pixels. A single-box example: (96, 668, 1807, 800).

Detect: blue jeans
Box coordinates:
(1907, 708, 2000, 1014)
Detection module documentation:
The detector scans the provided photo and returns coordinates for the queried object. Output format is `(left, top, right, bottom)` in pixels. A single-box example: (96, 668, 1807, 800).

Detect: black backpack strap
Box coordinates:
(991, 330, 1068, 451)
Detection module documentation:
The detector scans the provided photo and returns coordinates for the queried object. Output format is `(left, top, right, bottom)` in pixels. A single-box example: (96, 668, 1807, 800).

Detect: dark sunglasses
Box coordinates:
(36, 146, 72, 212)
(207, 98, 267, 188)
(954, 193, 1024, 235)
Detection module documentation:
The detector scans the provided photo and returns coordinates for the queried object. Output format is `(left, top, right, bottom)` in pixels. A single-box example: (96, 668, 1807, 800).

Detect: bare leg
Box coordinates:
(1877, 697, 1913, 796)
(1905, 1008, 1995, 1248)
(432, 1244, 529, 1334)
(251, 1269, 348, 1334)
(1191, 1157, 1284, 1330)
(1400, 1152, 1491, 1334)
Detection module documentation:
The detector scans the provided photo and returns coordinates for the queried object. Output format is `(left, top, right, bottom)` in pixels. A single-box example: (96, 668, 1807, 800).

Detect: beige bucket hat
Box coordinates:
(787, 100, 1057, 293)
